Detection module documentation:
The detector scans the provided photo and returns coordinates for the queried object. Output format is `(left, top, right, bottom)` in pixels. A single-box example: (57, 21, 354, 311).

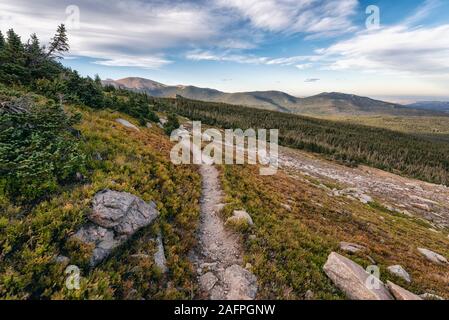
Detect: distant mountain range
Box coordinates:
(406, 101, 449, 114)
(103, 77, 447, 117)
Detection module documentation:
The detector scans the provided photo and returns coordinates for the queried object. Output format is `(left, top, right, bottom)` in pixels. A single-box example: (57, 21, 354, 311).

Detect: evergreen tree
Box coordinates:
(0, 30, 5, 49)
(46, 24, 69, 58)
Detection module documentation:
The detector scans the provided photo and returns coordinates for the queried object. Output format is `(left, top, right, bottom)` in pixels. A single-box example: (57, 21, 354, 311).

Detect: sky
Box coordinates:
(1, 0, 449, 102)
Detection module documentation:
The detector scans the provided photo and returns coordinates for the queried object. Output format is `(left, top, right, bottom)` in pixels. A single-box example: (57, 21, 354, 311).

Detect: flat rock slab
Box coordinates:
(418, 248, 448, 265)
(387, 281, 422, 300)
(72, 190, 159, 266)
(340, 242, 365, 254)
(116, 118, 140, 131)
(323, 252, 393, 300)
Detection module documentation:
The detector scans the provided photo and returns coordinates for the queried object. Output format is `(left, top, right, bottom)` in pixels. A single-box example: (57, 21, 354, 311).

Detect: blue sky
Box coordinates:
(1, 0, 449, 102)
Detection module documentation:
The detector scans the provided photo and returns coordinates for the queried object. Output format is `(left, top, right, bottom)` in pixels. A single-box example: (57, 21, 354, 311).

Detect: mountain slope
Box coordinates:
(104, 77, 443, 117)
(407, 101, 449, 113)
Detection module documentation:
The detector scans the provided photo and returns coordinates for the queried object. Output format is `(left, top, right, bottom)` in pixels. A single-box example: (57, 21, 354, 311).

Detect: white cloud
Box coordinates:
(186, 49, 317, 66)
(215, 0, 358, 36)
(0, 0, 221, 68)
(319, 24, 449, 76)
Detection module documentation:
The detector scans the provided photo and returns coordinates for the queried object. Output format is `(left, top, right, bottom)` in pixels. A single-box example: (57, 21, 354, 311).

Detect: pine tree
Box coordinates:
(46, 24, 69, 58)
(0, 31, 5, 49)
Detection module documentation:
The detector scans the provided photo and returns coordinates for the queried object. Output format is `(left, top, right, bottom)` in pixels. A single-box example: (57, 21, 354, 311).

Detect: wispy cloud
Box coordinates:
(215, 0, 358, 37)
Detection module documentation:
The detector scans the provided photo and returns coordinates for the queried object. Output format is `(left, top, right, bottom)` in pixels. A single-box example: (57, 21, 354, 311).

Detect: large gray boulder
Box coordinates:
(90, 190, 159, 236)
(417, 248, 448, 265)
(72, 190, 159, 266)
(323, 252, 393, 300)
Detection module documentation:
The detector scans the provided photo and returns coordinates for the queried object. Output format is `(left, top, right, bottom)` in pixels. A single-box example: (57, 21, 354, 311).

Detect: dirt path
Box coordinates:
(192, 164, 258, 300)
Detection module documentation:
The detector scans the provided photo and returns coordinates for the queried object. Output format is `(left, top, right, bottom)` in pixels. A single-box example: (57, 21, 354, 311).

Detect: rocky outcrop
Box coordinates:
(116, 118, 140, 131)
(340, 242, 365, 254)
(386, 281, 422, 300)
(332, 188, 373, 204)
(323, 252, 393, 300)
(226, 210, 254, 226)
(72, 190, 159, 266)
(387, 265, 411, 283)
(418, 248, 448, 265)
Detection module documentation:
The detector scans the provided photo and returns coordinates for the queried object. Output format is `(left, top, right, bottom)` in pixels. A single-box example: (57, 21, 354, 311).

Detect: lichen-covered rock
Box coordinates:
(323, 252, 393, 300)
(199, 272, 218, 292)
(222, 265, 258, 300)
(71, 190, 159, 266)
(387, 265, 411, 283)
(417, 248, 448, 265)
(227, 210, 254, 226)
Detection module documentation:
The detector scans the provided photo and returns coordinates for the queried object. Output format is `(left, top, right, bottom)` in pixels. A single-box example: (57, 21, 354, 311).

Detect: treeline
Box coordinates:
(0, 26, 159, 124)
(0, 26, 159, 203)
(156, 96, 449, 186)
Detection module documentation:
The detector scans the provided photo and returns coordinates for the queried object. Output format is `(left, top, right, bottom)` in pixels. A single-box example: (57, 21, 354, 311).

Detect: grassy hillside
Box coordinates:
(155, 97, 449, 186)
(321, 115, 449, 142)
(220, 164, 449, 299)
(0, 88, 201, 299)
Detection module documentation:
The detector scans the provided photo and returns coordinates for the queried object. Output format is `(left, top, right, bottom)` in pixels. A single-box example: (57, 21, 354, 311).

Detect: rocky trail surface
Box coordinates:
(192, 164, 258, 300)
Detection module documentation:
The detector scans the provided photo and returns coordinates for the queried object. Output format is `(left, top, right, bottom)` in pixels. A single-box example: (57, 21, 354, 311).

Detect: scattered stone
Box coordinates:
(412, 203, 430, 211)
(333, 188, 373, 204)
(386, 281, 422, 300)
(146, 122, 152, 128)
(223, 265, 258, 300)
(200, 262, 218, 271)
(418, 248, 448, 265)
(159, 117, 168, 125)
(199, 272, 218, 292)
(227, 210, 254, 226)
(281, 204, 292, 211)
(54, 255, 70, 265)
(245, 263, 253, 270)
(71, 190, 159, 266)
(154, 234, 168, 273)
(249, 235, 257, 241)
(387, 265, 411, 283)
(94, 152, 103, 161)
(304, 290, 315, 300)
(420, 293, 444, 300)
(129, 254, 150, 261)
(116, 118, 140, 131)
(75, 172, 84, 181)
(323, 252, 393, 300)
(340, 242, 365, 254)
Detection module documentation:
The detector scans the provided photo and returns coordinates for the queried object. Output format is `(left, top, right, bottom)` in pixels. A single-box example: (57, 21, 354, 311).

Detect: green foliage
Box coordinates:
(0, 96, 85, 202)
(158, 97, 449, 185)
(163, 113, 180, 135)
(0, 107, 201, 300)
